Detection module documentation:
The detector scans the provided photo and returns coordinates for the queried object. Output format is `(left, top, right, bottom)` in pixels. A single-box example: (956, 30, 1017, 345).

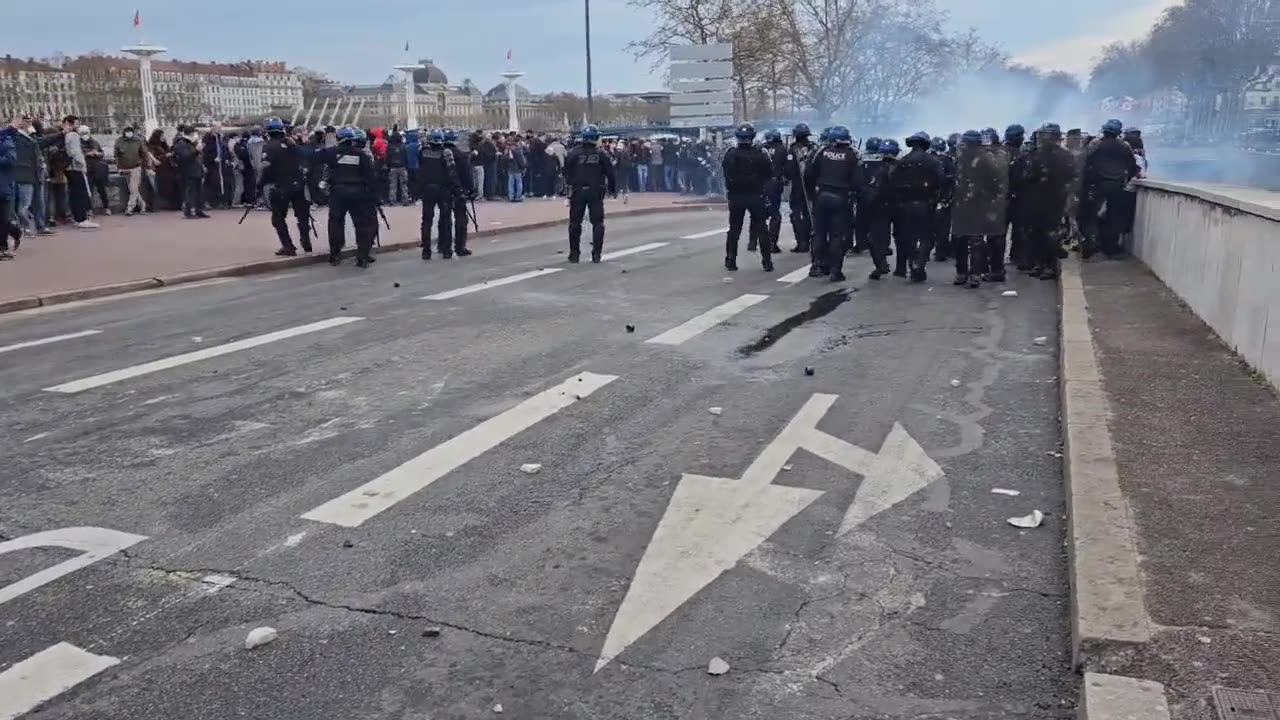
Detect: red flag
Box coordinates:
(133, 9, 141, 27)
(506, 50, 512, 61)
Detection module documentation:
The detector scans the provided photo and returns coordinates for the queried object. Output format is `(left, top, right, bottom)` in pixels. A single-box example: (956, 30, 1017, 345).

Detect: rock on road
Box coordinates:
(0, 211, 1073, 719)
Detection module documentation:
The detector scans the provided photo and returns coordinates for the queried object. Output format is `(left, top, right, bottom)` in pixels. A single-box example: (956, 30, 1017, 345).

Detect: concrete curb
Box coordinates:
(1079, 673, 1171, 720)
(1059, 257, 1153, 673)
(2, 204, 719, 314)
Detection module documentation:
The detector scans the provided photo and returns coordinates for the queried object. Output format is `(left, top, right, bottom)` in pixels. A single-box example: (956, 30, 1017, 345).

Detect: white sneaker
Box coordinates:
(76, 220, 100, 229)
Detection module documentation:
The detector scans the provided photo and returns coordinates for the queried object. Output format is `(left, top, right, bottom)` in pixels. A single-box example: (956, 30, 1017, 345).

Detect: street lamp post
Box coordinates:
(585, 0, 594, 123)
(122, 43, 167, 135)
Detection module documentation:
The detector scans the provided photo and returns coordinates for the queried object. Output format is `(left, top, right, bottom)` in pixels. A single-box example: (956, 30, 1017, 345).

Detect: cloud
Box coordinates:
(1012, 0, 1183, 77)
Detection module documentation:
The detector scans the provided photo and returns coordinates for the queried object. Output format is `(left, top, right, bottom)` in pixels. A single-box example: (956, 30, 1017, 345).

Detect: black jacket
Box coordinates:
(174, 137, 204, 179)
(11, 130, 51, 185)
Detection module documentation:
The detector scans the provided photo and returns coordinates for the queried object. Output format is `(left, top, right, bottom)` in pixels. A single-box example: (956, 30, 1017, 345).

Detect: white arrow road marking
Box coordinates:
(595, 393, 942, 671)
(645, 294, 768, 346)
(679, 227, 729, 240)
(0, 527, 148, 607)
(0, 330, 102, 355)
(421, 268, 563, 300)
(0, 642, 120, 720)
(302, 371, 618, 527)
(600, 242, 669, 261)
(776, 266, 811, 284)
(43, 317, 363, 393)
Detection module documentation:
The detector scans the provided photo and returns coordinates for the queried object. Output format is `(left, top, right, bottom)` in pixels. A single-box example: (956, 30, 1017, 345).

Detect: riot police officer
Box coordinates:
(803, 125, 860, 282)
(1003, 124, 1030, 274)
(1022, 123, 1078, 280)
(260, 117, 313, 257)
(1083, 119, 1140, 257)
(562, 125, 617, 263)
(759, 128, 788, 254)
(722, 123, 775, 272)
(889, 132, 945, 282)
(853, 138, 883, 255)
(931, 136, 956, 261)
(322, 127, 379, 268)
(443, 128, 476, 257)
(418, 128, 460, 260)
(784, 123, 817, 254)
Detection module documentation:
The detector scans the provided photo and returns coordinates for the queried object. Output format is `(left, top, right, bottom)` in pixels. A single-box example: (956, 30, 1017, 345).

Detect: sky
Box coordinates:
(6, 0, 1182, 93)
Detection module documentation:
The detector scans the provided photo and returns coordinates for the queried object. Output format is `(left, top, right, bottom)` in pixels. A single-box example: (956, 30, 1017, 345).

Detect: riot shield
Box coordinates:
(951, 144, 1010, 237)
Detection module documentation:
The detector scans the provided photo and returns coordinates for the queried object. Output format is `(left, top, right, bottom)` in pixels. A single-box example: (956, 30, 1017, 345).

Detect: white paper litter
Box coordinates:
(191, 336, 203, 343)
(1046, 451, 1063, 458)
(707, 657, 731, 675)
(991, 488, 1022, 497)
(950, 379, 962, 388)
(1002, 290, 1018, 297)
(244, 627, 278, 649)
(782, 464, 793, 471)
(1007, 510, 1045, 529)
(519, 463, 542, 475)
(493, 703, 504, 713)
(1033, 336, 1048, 346)
(708, 407, 723, 416)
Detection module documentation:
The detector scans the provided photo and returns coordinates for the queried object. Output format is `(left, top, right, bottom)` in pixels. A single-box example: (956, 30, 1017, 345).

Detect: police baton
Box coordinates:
(376, 204, 391, 230)
(237, 202, 255, 225)
(468, 197, 480, 233)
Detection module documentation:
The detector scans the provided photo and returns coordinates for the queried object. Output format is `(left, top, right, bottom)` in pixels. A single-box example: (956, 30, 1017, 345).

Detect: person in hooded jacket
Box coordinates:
(0, 125, 24, 259)
(386, 132, 410, 205)
(174, 125, 209, 219)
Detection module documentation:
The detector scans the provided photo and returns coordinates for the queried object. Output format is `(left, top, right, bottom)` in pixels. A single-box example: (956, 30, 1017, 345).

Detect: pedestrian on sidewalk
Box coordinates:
(61, 116, 98, 229)
(0, 122, 26, 259)
(45, 132, 70, 225)
(175, 125, 209, 219)
(114, 125, 148, 215)
(503, 139, 525, 202)
(146, 129, 175, 210)
(201, 124, 229, 209)
(12, 115, 55, 236)
(81, 128, 112, 216)
(386, 131, 410, 205)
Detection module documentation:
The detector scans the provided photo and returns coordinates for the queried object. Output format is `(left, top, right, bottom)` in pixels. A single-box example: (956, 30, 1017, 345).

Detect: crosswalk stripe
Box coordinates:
(600, 242, 669, 261)
(777, 266, 811, 284)
(0, 642, 120, 720)
(301, 371, 619, 528)
(43, 317, 363, 394)
(680, 227, 728, 240)
(645, 294, 769, 346)
(422, 268, 564, 300)
(0, 330, 102, 355)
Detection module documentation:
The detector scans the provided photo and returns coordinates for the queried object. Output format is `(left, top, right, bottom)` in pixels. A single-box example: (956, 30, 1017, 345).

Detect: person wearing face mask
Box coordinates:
(173, 125, 210, 219)
(114, 126, 148, 216)
(61, 116, 97, 228)
(79, 127, 111, 215)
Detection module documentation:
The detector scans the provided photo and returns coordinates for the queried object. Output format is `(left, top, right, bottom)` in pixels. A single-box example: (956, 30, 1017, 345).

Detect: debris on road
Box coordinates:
(340, 306, 348, 311)
(708, 657, 731, 676)
(1007, 510, 1045, 529)
(991, 488, 1022, 496)
(342, 539, 354, 548)
(1046, 451, 1063, 458)
(1001, 291, 1018, 298)
(804, 367, 816, 376)
(1033, 336, 1048, 346)
(519, 463, 543, 475)
(388, 630, 398, 636)
(493, 704, 504, 714)
(191, 336, 203, 343)
(244, 627, 278, 650)
(394, 282, 401, 288)
(708, 407, 723, 416)
(783, 464, 793, 471)
(625, 324, 636, 333)
(422, 626, 442, 638)
(950, 379, 962, 387)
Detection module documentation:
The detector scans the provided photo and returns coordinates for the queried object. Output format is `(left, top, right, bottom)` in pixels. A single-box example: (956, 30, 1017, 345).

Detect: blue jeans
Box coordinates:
(15, 183, 47, 232)
(636, 164, 649, 192)
(508, 172, 523, 202)
(665, 165, 678, 192)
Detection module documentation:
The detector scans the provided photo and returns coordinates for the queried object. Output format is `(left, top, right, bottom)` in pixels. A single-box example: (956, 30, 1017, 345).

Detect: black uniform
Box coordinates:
(260, 134, 312, 255)
(721, 143, 775, 271)
(418, 143, 460, 259)
(933, 151, 956, 260)
(322, 143, 379, 266)
(1000, 142, 1030, 274)
(784, 138, 818, 253)
(562, 142, 617, 262)
(854, 153, 883, 254)
(445, 141, 476, 256)
(864, 158, 896, 276)
(802, 143, 861, 280)
(1083, 136, 1139, 256)
(888, 147, 945, 281)
(1021, 141, 1078, 278)
(760, 139, 788, 253)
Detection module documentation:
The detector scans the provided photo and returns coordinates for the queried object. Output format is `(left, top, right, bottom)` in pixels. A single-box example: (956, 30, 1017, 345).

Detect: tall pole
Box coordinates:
(585, 0, 594, 123)
(122, 44, 167, 135)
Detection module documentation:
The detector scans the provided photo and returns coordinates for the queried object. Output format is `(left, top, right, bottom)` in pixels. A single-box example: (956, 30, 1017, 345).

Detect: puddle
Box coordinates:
(736, 289, 855, 357)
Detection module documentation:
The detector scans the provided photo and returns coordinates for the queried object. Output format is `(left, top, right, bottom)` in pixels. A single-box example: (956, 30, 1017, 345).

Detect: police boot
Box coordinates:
(953, 272, 968, 286)
(967, 274, 981, 289)
(982, 271, 1006, 283)
(870, 266, 887, 280)
(910, 266, 927, 283)
(1029, 266, 1043, 278)
(808, 263, 825, 278)
(725, 256, 738, 271)
(456, 240, 472, 257)
(1039, 266, 1058, 281)
(421, 246, 432, 260)
(440, 240, 453, 260)
(792, 242, 810, 254)
(591, 227, 605, 263)
(328, 252, 341, 266)
(747, 237, 757, 252)
(275, 246, 297, 257)
(830, 269, 847, 282)
(356, 256, 372, 269)
(771, 241, 782, 254)
(567, 238, 581, 263)
(591, 248, 602, 263)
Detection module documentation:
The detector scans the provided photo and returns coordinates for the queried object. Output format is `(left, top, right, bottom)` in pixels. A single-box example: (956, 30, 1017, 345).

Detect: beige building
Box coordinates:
(1244, 65, 1280, 129)
(0, 55, 78, 121)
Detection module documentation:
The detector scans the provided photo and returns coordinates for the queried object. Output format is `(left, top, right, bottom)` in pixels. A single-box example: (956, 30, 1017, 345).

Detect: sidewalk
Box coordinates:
(0, 193, 713, 311)
(1067, 257, 1280, 719)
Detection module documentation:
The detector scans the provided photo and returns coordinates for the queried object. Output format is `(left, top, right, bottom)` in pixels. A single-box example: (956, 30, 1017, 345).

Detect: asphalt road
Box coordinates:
(0, 211, 1074, 720)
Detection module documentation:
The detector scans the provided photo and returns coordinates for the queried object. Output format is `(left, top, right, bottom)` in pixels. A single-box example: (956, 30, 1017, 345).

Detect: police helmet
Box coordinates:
(879, 138, 900, 156)
(428, 128, 446, 144)
(265, 118, 286, 134)
(981, 127, 1000, 145)
(961, 129, 983, 146)
(734, 123, 756, 143)
(336, 127, 357, 143)
(1123, 126, 1141, 137)
(581, 125, 601, 143)
(947, 133, 960, 148)
(764, 128, 782, 143)
(1004, 124, 1025, 144)
(819, 127, 832, 143)
(828, 126, 852, 144)
(1101, 119, 1123, 136)
(792, 123, 811, 138)
(865, 137, 881, 153)
(930, 136, 946, 152)
(906, 131, 931, 149)
(443, 127, 458, 144)
(1039, 122, 1063, 139)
